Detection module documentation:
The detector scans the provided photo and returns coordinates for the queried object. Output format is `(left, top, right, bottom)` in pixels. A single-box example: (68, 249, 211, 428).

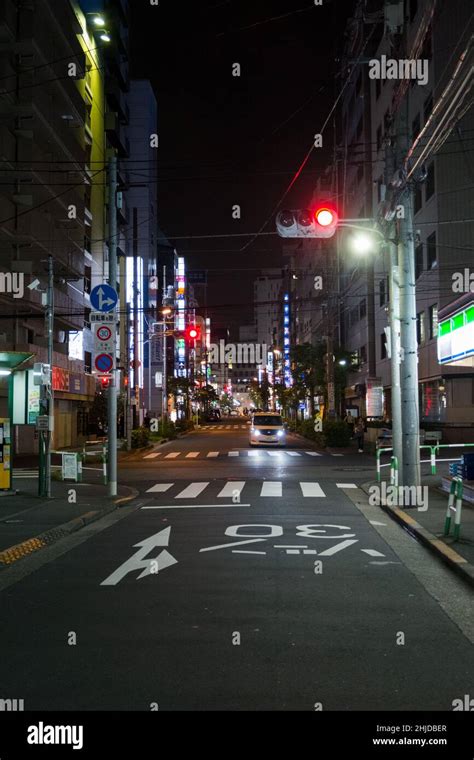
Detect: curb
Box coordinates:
(0, 486, 139, 570)
(360, 482, 474, 588)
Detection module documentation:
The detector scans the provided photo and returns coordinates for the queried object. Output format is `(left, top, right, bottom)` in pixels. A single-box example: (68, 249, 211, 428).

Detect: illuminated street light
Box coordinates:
(92, 15, 105, 26)
(100, 30, 111, 42)
(349, 231, 377, 255)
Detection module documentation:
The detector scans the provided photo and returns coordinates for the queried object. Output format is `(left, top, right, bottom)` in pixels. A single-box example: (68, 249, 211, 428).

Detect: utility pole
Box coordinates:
(45, 255, 54, 498)
(384, 119, 403, 480)
(396, 98, 421, 488)
(107, 155, 118, 497)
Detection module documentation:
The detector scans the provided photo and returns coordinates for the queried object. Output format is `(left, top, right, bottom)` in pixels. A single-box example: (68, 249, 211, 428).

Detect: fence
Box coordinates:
(376, 443, 474, 482)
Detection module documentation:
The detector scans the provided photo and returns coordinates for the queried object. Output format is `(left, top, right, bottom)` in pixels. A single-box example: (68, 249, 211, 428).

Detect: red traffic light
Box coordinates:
(313, 205, 338, 237)
(186, 324, 201, 342)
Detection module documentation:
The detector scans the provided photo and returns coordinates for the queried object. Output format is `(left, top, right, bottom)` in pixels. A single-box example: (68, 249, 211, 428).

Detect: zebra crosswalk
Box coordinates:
(199, 425, 247, 430)
(144, 480, 358, 500)
(143, 449, 334, 460)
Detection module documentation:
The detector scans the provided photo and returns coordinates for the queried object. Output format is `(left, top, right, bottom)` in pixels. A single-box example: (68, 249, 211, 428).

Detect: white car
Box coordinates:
(249, 413, 286, 446)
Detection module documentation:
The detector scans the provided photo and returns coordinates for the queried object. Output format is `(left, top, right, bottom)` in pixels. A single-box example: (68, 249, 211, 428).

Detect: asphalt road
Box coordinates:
(0, 419, 473, 711)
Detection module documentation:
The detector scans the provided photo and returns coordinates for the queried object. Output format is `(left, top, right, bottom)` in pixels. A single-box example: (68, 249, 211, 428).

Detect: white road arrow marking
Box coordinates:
(100, 527, 177, 586)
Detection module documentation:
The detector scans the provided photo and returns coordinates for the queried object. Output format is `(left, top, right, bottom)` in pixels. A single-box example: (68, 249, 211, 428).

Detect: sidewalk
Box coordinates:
(361, 474, 474, 587)
(0, 478, 138, 568)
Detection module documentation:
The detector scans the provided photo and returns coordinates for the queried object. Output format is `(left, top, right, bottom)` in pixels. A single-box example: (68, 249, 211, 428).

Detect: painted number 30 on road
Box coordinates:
(224, 524, 356, 539)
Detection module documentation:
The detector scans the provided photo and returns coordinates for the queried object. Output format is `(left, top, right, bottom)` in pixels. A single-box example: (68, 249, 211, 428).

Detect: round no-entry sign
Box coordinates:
(95, 353, 113, 373)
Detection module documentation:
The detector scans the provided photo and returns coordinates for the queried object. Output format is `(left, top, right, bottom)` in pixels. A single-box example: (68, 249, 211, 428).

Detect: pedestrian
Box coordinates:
(344, 410, 355, 437)
(354, 416, 365, 453)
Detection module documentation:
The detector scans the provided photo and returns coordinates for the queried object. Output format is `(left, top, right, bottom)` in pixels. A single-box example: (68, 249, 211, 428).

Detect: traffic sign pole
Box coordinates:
(107, 156, 118, 498)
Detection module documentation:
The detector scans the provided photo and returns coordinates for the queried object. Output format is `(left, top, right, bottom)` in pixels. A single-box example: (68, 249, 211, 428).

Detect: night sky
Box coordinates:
(131, 0, 356, 336)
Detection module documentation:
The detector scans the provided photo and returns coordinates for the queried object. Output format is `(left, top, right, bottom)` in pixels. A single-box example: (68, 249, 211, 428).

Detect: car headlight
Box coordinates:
(277, 430, 284, 437)
(252, 429, 260, 436)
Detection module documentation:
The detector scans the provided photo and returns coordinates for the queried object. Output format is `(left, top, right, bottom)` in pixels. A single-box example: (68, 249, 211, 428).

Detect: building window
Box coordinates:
(84, 265, 91, 294)
(415, 243, 424, 279)
(380, 333, 387, 360)
(414, 184, 422, 214)
(350, 306, 359, 326)
(427, 231, 437, 268)
(379, 277, 387, 306)
(426, 162, 435, 199)
(84, 307, 91, 330)
(84, 351, 92, 373)
(360, 344, 367, 364)
(359, 298, 367, 319)
(417, 312, 425, 345)
(429, 304, 438, 339)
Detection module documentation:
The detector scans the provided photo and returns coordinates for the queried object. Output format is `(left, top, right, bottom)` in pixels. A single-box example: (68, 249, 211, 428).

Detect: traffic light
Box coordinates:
(276, 204, 338, 239)
(186, 324, 201, 343)
(100, 376, 110, 388)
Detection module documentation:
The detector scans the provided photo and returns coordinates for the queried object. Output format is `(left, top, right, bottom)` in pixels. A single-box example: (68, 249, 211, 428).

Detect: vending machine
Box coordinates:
(0, 417, 11, 490)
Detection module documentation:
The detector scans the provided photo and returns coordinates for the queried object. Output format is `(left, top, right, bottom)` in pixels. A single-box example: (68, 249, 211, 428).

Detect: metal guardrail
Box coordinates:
(376, 443, 474, 482)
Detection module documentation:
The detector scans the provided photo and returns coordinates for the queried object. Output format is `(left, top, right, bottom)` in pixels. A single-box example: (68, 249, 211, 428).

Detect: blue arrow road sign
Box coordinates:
(95, 353, 114, 373)
(90, 284, 118, 313)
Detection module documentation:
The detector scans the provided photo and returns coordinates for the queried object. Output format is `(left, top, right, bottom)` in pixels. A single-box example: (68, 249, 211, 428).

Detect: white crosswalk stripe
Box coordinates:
(336, 483, 358, 489)
(300, 482, 326, 497)
(143, 449, 345, 460)
(248, 450, 259, 457)
(286, 451, 301, 457)
(260, 481, 282, 497)
(165, 452, 180, 459)
(217, 481, 245, 498)
(146, 483, 173, 493)
(207, 451, 219, 458)
(175, 482, 209, 499)
(185, 452, 199, 458)
(144, 452, 161, 459)
(228, 451, 239, 457)
(305, 451, 322, 457)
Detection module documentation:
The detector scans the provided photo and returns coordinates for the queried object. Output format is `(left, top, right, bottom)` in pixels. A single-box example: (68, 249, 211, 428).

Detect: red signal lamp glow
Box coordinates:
(312, 204, 338, 238)
(186, 325, 201, 342)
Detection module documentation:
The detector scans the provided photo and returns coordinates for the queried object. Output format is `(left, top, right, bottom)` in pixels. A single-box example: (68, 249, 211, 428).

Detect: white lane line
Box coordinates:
(146, 483, 174, 493)
(318, 539, 358, 556)
(369, 521, 386, 526)
(286, 451, 302, 457)
(165, 452, 180, 459)
(303, 549, 318, 555)
(260, 481, 282, 497)
(232, 550, 266, 555)
(305, 451, 323, 456)
(361, 549, 385, 557)
(185, 452, 199, 458)
(144, 452, 161, 459)
(175, 482, 209, 499)
(300, 482, 326, 497)
(274, 545, 308, 549)
(228, 451, 239, 457)
(217, 481, 245, 498)
(336, 483, 358, 489)
(207, 451, 219, 458)
(142, 503, 251, 509)
(331, 453, 344, 457)
(286, 549, 300, 555)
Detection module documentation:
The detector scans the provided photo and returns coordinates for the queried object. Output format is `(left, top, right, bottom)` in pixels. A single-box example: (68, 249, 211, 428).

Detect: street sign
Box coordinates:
(90, 284, 118, 313)
(36, 415, 49, 431)
(93, 321, 116, 355)
(95, 353, 114, 374)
